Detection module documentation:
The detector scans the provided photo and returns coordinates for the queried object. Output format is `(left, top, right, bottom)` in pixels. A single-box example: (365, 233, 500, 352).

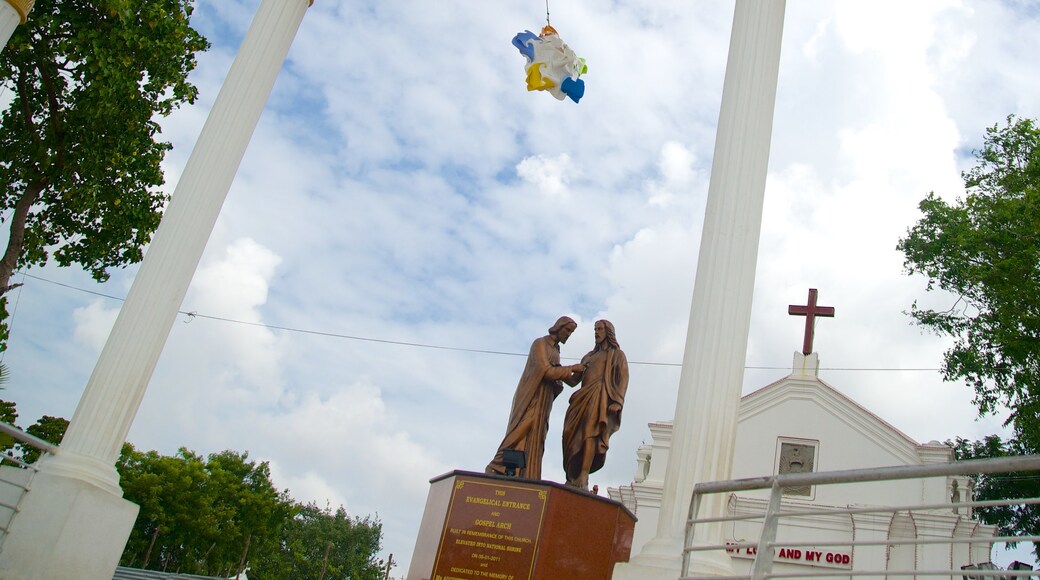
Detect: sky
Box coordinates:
(3, 0, 1040, 575)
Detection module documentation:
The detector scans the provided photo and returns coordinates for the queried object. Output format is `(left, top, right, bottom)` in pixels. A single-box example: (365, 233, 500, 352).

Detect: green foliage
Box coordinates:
(0, 299, 8, 353)
(250, 502, 385, 580)
(117, 444, 295, 576)
(0, 409, 386, 576)
(116, 444, 384, 577)
(950, 435, 1040, 557)
(897, 115, 1040, 445)
(19, 414, 68, 463)
(0, 398, 17, 455)
(0, 403, 66, 466)
(0, 0, 210, 347)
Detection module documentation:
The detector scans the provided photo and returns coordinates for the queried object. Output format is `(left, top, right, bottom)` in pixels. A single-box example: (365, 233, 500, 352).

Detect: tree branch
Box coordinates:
(0, 180, 45, 294)
(14, 69, 39, 149)
(35, 55, 66, 171)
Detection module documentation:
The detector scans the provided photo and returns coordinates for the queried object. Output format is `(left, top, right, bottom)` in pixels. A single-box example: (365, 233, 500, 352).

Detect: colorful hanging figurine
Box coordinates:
(512, 25, 587, 103)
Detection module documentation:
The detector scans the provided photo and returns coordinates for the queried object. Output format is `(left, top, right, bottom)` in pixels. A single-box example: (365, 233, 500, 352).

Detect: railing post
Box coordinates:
(749, 482, 782, 580)
(681, 490, 705, 576)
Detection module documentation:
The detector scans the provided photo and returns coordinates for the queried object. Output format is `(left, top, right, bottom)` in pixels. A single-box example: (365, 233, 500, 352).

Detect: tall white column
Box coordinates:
(614, 2, 786, 578)
(0, 0, 33, 53)
(0, 1, 311, 578)
(55, 0, 312, 491)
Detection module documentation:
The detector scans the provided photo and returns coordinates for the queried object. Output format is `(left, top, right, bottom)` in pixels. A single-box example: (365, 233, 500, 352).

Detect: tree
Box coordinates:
(950, 435, 1040, 557)
(901, 117, 1040, 555)
(249, 502, 385, 580)
(19, 414, 68, 463)
(116, 444, 385, 577)
(897, 115, 1040, 446)
(117, 444, 295, 576)
(0, 398, 17, 457)
(0, 403, 66, 465)
(0, 0, 210, 347)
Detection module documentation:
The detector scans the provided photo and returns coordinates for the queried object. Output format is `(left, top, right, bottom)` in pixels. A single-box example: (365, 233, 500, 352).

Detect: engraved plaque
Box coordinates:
(778, 442, 815, 496)
(431, 479, 549, 580)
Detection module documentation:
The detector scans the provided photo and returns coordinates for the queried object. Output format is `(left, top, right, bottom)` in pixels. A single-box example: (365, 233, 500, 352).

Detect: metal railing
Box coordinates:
(0, 421, 60, 552)
(681, 455, 1040, 580)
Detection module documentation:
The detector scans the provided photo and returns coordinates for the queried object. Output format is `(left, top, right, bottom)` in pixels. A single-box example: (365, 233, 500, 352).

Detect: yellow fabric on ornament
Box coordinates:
(525, 64, 556, 91)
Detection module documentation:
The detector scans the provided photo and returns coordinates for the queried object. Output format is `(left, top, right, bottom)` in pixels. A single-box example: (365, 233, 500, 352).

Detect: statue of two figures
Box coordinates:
(485, 316, 629, 491)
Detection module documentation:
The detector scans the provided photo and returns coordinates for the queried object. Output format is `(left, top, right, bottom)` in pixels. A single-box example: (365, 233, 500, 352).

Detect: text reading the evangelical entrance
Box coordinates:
(431, 480, 548, 580)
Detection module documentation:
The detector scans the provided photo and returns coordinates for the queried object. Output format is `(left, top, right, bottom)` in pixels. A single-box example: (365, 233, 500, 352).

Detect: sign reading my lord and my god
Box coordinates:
(726, 542, 853, 569)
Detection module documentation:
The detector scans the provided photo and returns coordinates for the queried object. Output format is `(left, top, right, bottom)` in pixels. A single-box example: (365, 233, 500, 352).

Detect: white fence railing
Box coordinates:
(681, 455, 1040, 580)
(0, 421, 60, 552)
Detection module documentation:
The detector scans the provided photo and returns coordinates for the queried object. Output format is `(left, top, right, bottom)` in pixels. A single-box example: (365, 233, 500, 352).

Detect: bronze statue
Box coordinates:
(486, 316, 584, 479)
(562, 320, 629, 490)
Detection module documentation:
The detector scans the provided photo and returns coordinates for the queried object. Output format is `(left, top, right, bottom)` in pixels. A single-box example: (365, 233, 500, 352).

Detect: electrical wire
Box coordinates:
(16, 271, 944, 371)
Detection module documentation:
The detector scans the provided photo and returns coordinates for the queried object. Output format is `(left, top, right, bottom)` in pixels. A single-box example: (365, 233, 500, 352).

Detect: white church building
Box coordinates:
(609, 350, 998, 576)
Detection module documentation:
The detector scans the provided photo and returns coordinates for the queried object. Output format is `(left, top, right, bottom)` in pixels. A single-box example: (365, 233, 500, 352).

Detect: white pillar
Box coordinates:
(614, 2, 785, 578)
(0, 0, 33, 53)
(0, 1, 311, 578)
(55, 0, 311, 490)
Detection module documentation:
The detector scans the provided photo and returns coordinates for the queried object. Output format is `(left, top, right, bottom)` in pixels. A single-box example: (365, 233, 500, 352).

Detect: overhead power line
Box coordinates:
(18, 272, 942, 372)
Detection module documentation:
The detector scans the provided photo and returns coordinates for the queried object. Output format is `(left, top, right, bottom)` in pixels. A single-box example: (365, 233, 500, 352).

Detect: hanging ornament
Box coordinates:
(512, 24, 587, 103)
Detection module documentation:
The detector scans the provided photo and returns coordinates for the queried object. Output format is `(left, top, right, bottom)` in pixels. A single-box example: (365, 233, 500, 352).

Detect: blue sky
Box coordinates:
(3, 0, 1040, 574)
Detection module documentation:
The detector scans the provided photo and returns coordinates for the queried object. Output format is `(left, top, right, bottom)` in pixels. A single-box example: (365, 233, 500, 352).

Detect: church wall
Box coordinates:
(733, 395, 927, 508)
(608, 374, 995, 575)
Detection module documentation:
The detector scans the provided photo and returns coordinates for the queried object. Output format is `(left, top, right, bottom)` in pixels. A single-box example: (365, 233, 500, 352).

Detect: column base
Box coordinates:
(33, 450, 123, 495)
(0, 467, 138, 580)
(684, 547, 736, 576)
(613, 536, 683, 579)
(612, 536, 736, 579)
(612, 561, 681, 580)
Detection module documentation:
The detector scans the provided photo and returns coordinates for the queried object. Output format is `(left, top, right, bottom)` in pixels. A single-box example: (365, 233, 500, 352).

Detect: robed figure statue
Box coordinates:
(486, 316, 583, 480)
(562, 319, 629, 490)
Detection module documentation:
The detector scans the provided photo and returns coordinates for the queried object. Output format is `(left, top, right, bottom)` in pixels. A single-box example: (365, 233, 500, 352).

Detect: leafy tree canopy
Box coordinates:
(116, 444, 385, 578)
(950, 435, 1040, 557)
(250, 502, 386, 580)
(20, 414, 68, 463)
(0, 408, 386, 577)
(117, 444, 296, 576)
(897, 115, 1040, 445)
(0, 401, 67, 464)
(0, 398, 17, 455)
(0, 0, 210, 347)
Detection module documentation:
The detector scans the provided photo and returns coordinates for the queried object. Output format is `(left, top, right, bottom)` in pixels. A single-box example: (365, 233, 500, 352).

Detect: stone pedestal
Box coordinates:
(0, 466, 139, 580)
(408, 471, 636, 580)
(792, 351, 820, 378)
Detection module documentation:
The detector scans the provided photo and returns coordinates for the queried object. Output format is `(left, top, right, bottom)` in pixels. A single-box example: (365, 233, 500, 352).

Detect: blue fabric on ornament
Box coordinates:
(561, 77, 585, 103)
(511, 31, 538, 61)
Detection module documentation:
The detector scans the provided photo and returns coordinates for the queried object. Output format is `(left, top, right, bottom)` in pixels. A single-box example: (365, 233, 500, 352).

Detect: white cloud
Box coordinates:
(658, 141, 697, 185)
(648, 141, 699, 206)
(72, 300, 119, 353)
(516, 153, 576, 198)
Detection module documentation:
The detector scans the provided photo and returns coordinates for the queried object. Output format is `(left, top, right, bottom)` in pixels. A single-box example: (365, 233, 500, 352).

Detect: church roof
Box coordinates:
(738, 352, 953, 465)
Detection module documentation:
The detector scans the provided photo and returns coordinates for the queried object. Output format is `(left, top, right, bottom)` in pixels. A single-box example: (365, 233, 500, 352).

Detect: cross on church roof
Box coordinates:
(788, 288, 835, 355)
